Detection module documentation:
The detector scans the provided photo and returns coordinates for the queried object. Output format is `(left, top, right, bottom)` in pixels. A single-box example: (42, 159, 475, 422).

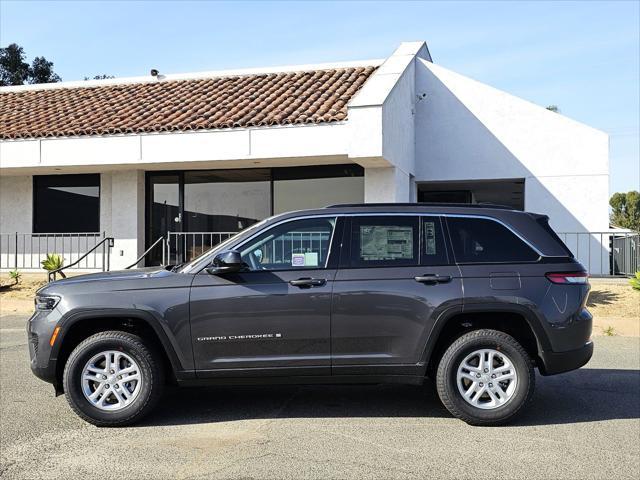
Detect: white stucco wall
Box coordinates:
(414, 59, 609, 233)
(381, 53, 416, 176)
(348, 42, 430, 201)
(0, 123, 351, 174)
(109, 171, 145, 270)
(0, 175, 32, 232)
(100, 172, 112, 235)
(364, 167, 411, 203)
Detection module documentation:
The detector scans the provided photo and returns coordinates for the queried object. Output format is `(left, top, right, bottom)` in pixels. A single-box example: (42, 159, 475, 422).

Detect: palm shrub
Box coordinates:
(630, 271, 640, 291)
(8, 269, 21, 285)
(41, 253, 66, 279)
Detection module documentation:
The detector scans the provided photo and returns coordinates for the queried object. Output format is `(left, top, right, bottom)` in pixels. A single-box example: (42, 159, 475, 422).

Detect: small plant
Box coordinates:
(8, 269, 21, 285)
(41, 253, 66, 279)
(602, 326, 616, 336)
(630, 271, 640, 291)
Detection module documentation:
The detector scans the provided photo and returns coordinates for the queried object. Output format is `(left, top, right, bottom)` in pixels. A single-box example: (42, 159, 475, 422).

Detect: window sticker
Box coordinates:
(360, 225, 413, 261)
(291, 254, 306, 267)
(304, 252, 319, 267)
(425, 221, 437, 255)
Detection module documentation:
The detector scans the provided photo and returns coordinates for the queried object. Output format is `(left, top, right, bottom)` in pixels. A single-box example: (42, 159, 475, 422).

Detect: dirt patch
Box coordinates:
(0, 274, 47, 315)
(587, 280, 640, 337)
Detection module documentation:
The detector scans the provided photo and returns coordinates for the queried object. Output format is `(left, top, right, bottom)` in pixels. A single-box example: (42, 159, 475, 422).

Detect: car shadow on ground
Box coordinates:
(141, 368, 640, 428)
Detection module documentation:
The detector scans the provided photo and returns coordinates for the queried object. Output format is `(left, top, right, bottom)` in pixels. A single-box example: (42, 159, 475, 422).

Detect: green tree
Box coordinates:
(0, 43, 30, 85)
(84, 74, 115, 80)
(29, 56, 61, 84)
(0, 43, 61, 86)
(610, 191, 640, 231)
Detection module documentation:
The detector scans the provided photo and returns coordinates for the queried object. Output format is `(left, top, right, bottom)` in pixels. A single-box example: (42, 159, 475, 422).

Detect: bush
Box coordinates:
(630, 271, 640, 291)
(41, 253, 66, 279)
(8, 269, 21, 285)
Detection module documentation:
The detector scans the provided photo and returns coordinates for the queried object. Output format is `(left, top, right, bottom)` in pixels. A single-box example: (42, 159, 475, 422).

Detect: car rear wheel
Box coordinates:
(63, 331, 164, 427)
(436, 329, 535, 426)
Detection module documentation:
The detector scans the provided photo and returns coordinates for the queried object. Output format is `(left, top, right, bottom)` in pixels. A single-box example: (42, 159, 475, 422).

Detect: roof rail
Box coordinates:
(325, 202, 515, 210)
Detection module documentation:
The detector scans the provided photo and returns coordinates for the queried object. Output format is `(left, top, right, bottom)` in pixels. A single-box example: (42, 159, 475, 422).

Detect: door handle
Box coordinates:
(414, 274, 452, 285)
(289, 278, 327, 288)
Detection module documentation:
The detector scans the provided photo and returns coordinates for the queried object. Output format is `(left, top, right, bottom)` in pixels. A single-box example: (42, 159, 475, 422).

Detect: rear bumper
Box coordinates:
(538, 341, 594, 375)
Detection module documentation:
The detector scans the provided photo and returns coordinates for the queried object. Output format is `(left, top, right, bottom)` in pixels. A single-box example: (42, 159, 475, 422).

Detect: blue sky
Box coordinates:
(2, 0, 638, 194)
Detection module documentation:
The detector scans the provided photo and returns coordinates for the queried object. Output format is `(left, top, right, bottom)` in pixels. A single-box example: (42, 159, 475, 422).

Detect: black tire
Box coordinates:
(63, 330, 164, 427)
(436, 329, 535, 426)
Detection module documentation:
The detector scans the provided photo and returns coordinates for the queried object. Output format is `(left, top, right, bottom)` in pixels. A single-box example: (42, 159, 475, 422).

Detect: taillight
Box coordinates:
(545, 272, 589, 284)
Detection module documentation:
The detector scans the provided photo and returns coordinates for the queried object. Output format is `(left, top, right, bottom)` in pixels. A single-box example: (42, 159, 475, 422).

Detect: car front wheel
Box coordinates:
(436, 329, 535, 426)
(63, 331, 164, 427)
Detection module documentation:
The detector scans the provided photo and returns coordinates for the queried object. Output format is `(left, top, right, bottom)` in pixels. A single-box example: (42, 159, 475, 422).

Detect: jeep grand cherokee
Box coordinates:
(28, 204, 593, 426)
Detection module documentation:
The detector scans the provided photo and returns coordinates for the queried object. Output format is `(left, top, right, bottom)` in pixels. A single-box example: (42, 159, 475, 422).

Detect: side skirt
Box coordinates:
(177, 374, 425, 387)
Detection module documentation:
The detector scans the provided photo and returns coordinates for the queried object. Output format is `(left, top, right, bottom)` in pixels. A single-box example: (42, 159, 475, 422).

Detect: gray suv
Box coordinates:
(28, 204, 593, 427)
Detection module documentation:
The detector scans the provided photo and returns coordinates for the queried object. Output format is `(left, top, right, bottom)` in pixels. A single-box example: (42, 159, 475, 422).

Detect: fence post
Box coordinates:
(14, 232, 18, 270)
(107, 238, 112, 272)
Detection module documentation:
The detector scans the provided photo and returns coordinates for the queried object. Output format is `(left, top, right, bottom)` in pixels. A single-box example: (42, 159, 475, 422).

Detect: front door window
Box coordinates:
(239, 217, 336, 271)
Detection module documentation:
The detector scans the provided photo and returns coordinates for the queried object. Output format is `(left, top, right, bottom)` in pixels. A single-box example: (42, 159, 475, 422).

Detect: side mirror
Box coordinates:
(206, 250, 243, 275)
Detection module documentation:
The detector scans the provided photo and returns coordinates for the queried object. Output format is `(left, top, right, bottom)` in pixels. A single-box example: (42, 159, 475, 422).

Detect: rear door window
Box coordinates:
(350, 216, 419, 267)
(447, 217, 539, 264)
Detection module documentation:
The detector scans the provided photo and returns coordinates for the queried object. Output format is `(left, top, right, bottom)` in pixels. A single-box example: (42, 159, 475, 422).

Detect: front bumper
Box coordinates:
(538, 341, 594, 375)
(27, 310, 59, 386)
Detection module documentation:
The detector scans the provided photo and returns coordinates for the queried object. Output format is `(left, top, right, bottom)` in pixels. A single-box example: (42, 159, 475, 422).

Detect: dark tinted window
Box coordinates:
(447, 217, 539, 263)
(535, 216, 574, 257)
(421, 216, 449, 265)
(350, 216, 419, 267)
(34, 174, 100, 233)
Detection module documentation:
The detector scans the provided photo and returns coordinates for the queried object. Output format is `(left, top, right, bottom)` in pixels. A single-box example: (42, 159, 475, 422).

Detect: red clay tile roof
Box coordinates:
(0, 66, 376, 140)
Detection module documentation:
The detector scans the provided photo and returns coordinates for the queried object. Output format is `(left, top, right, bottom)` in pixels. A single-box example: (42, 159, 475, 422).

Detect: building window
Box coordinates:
(144, 164, 364, 264)
(447, 217, 539, 264)
(184, 169, 271, 233)
(273, 165, 364, 214)
(33, 174, 100, 233)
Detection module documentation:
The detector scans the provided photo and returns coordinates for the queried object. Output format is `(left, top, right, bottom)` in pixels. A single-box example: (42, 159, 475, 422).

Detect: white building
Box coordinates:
(0, 42, 610, 273)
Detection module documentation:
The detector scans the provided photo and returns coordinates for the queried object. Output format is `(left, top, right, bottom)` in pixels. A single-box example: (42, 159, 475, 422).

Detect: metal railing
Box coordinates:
(557, 231, 639, 276)
(164, 230, 331, 266)
(166, 231, 236, 265)
(126, 236, 166, 269)
(0, 232, 110, 271)
(48, 237, 114, 282)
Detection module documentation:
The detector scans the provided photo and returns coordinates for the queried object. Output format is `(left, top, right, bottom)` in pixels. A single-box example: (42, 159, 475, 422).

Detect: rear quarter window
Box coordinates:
(447, 217, 540, 264)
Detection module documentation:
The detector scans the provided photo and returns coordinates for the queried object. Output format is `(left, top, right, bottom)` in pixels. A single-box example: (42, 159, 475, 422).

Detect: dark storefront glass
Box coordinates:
(33, 174, 100, 233)
(145, 165, 364, 265)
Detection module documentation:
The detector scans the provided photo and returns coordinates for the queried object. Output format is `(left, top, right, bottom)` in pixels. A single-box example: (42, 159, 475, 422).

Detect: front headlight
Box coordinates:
(34, 295, 60, 311)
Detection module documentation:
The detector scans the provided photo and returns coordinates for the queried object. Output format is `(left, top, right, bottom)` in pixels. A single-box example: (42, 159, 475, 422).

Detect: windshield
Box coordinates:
(176, 219, 269, 274)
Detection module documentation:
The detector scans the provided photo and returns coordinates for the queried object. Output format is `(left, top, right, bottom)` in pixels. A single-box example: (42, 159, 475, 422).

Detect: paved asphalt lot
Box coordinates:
(1, 314, 639, 479)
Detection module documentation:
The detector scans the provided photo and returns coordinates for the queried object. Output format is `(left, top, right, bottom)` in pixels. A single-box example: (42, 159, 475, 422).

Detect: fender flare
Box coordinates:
(52, 308, 192, 377)
(418, 302, 551, 371)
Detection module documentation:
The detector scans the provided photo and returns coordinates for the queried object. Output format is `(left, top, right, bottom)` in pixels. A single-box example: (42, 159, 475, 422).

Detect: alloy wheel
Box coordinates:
(81, 350, 143, 411)
(456, 348, 518, 410)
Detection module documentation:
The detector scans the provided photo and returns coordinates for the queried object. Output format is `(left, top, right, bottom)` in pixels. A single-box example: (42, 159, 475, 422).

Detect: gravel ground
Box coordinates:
(1, 314, 639, 480)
